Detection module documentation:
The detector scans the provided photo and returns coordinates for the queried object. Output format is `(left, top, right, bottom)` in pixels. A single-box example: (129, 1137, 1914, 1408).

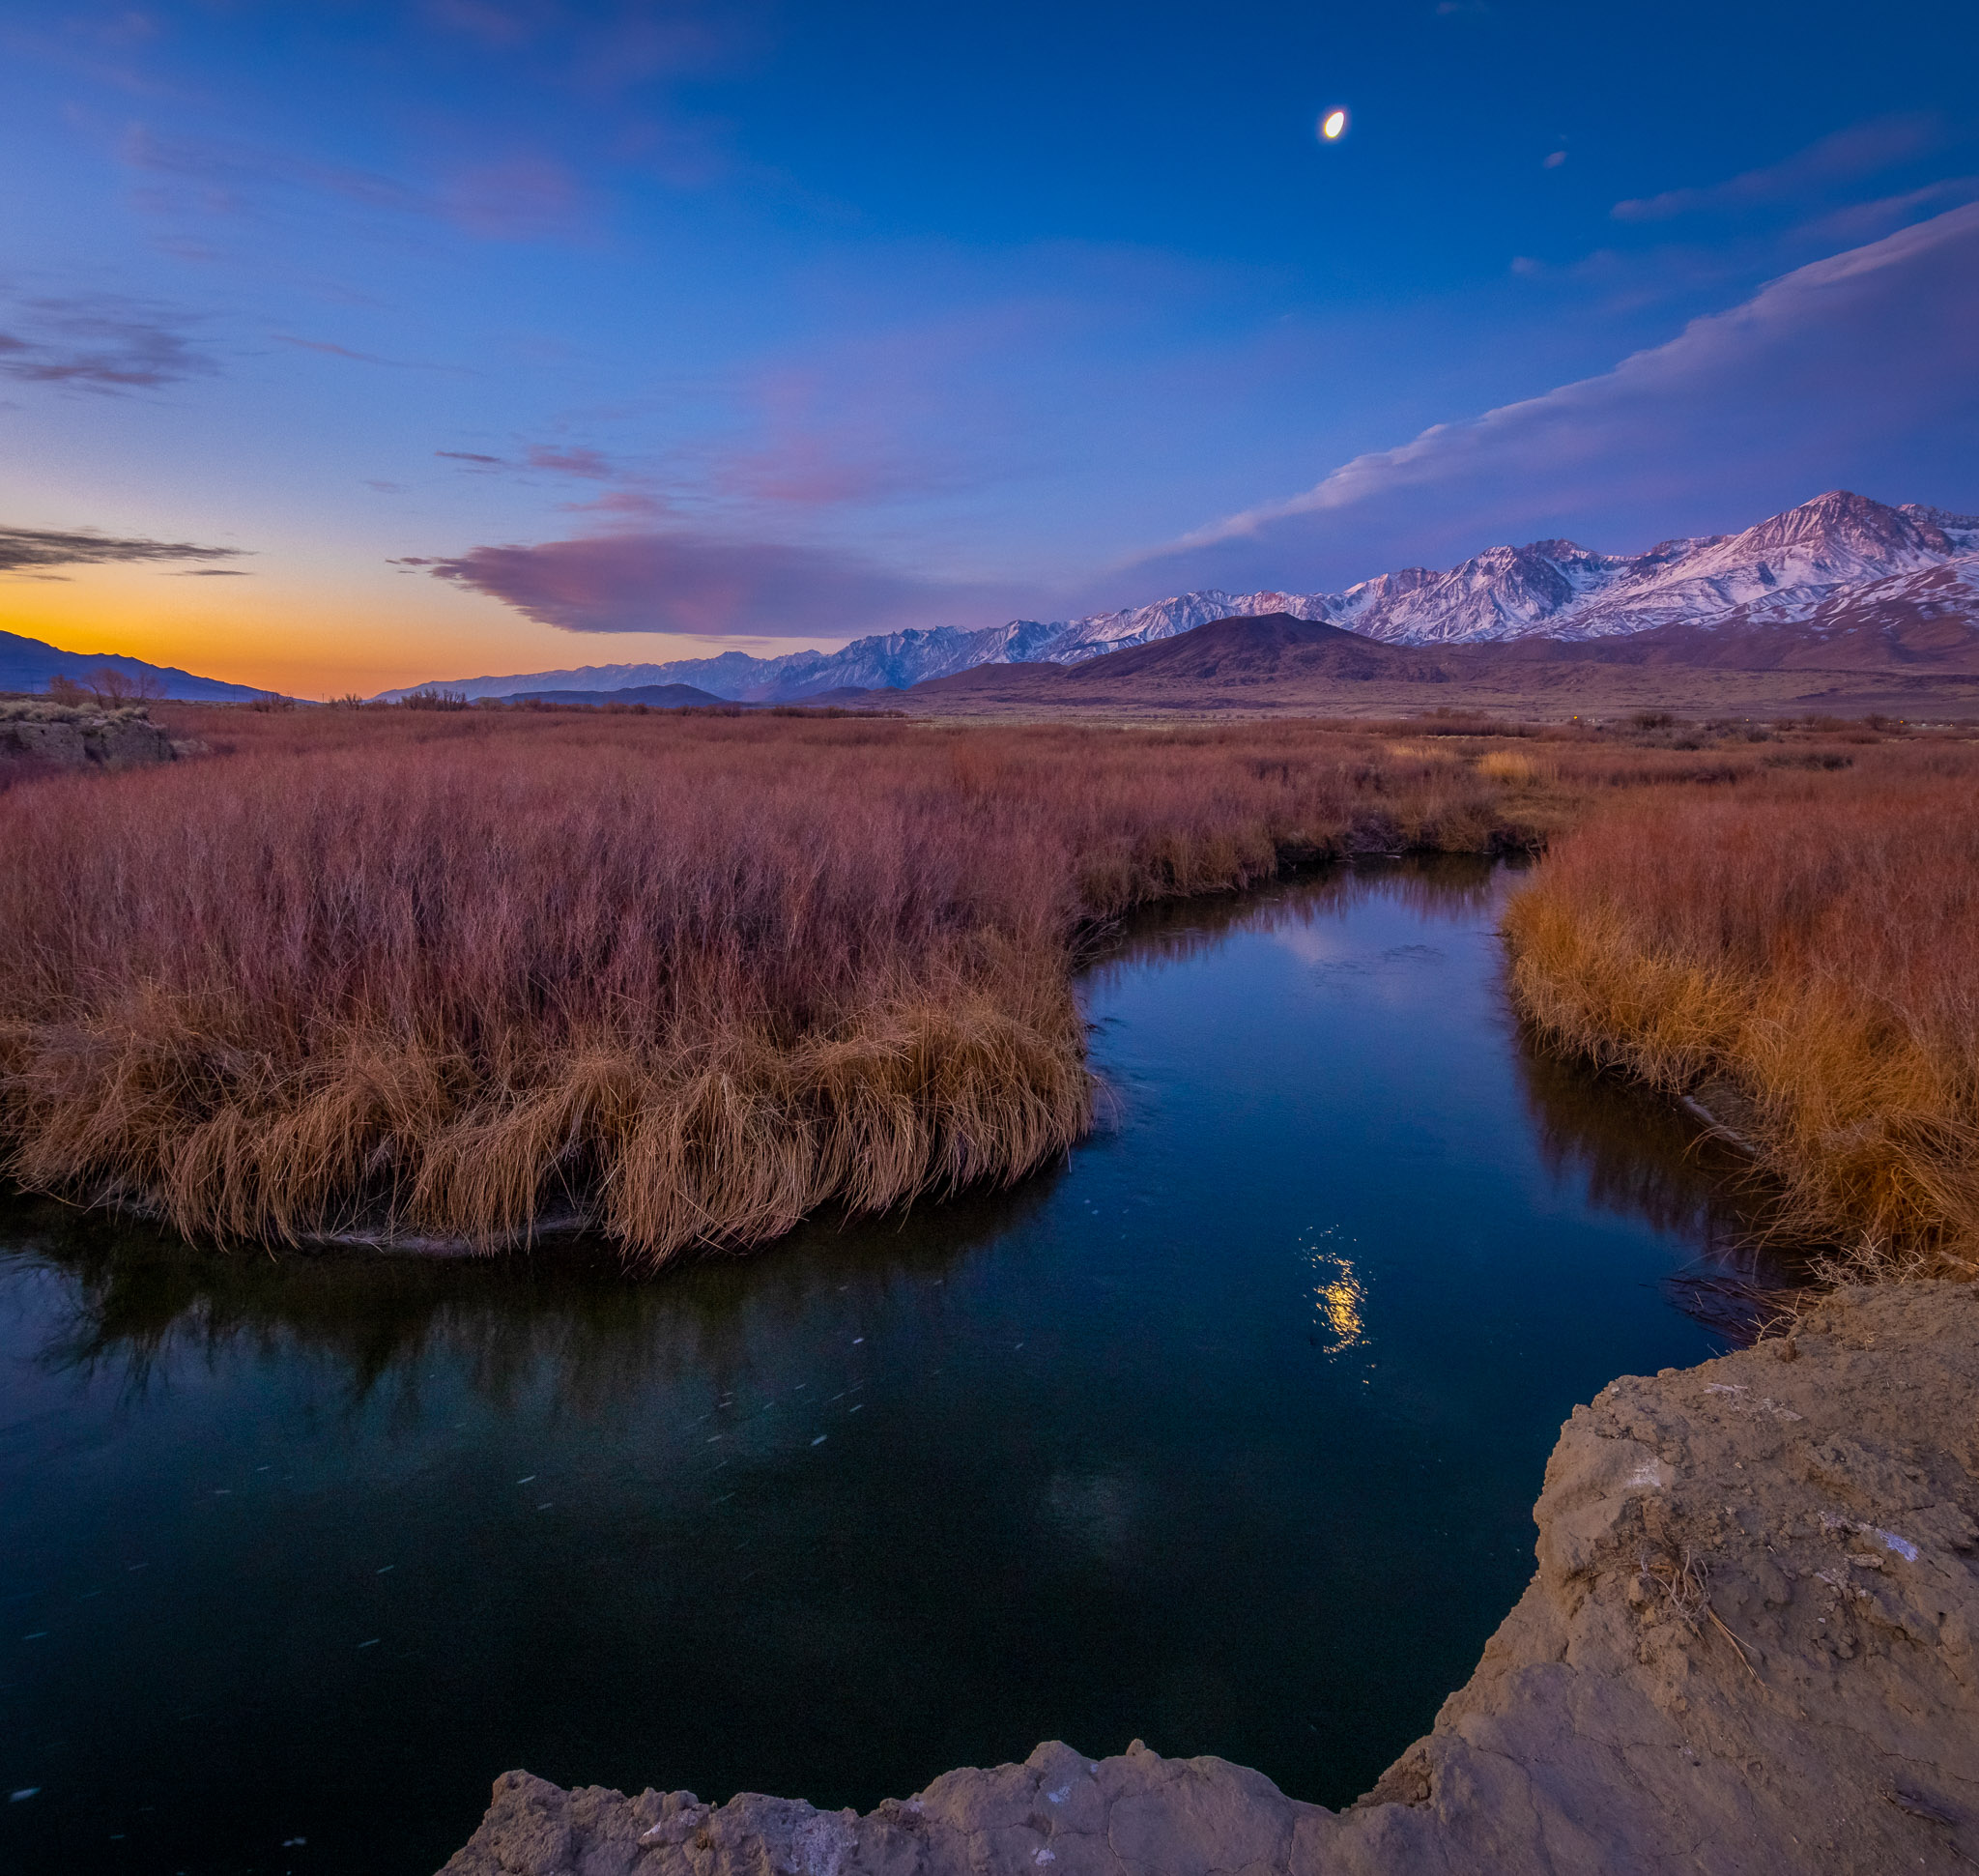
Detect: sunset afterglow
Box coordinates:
(3, 2, 1974, 698)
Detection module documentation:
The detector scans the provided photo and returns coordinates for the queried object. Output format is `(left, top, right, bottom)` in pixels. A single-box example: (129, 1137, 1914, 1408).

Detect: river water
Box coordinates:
(0, 860, 1776, 1876)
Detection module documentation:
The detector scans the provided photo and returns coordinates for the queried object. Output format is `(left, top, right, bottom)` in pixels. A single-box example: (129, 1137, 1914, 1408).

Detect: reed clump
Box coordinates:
(0, 711, 1560, 1263)
(1504, 754, 1979, 1278)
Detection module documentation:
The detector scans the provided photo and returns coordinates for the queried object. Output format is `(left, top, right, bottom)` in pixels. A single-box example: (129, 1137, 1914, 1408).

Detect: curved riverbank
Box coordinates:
(444, 1281, 1979, 1875)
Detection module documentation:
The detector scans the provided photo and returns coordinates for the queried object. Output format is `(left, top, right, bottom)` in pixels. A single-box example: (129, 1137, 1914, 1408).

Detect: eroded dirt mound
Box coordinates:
(442, 1283, 1979, 1875)
(0, 702, 177, 773)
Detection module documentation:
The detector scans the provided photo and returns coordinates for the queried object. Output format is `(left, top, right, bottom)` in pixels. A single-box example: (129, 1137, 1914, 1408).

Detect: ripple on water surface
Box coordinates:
(0, 859, 1786, 1876)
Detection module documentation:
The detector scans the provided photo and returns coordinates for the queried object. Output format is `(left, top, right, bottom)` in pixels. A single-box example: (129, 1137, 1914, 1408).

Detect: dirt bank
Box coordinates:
(442, 1282, 1979, 1875)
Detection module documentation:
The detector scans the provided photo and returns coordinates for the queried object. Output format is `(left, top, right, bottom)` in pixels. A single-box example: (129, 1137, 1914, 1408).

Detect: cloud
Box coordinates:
(441, 158, 586, 241)
(420, 0, 750, 82)
(1543, 150, 1566, 170)
(1132, 201, 1979, 590)
(1613, 114, 1943, 222)
(121, 125, 589, 245)
(274, 334, 461, 370)
(525, 444, 615, 478)
(0, 296, 212, 391)
(435, 444, 618, 476)
(416, 530, 995, 636)
(0, 527, 248, 573)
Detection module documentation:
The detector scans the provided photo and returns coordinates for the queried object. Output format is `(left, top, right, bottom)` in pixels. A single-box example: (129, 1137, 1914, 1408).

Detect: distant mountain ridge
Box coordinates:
(378, 492, 1979, 704)
(0, 627, 262, 702)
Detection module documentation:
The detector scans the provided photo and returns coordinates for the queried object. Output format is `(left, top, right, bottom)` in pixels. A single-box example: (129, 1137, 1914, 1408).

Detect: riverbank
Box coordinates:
(1504, 759, 1979, 1281)
(445, 1279, 1979, 1875)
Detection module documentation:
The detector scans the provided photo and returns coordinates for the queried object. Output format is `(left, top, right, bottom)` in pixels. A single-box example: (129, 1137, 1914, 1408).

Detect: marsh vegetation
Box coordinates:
(0, 702, 1971, 1271)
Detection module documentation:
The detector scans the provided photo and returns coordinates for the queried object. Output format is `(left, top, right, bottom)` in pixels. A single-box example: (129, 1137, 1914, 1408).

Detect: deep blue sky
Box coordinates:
(3, 0, 1975, 690)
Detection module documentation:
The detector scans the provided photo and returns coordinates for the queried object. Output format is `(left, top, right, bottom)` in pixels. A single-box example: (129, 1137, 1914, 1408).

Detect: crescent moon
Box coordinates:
(1321, 109, 1347, 140)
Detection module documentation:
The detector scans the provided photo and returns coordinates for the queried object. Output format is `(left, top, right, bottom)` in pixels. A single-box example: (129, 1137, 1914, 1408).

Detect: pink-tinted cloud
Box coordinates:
(441, 158, 586, 240)
(417, 530, 993, 636)
(0, 294, 212, 391)
(419, 0, 757, 89)
(525, 443, 614, 478)
(122, 125, 590, 245)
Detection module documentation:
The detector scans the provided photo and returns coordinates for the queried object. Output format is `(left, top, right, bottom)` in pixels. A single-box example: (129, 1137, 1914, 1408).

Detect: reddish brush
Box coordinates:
(0, 711, 1534, 1261)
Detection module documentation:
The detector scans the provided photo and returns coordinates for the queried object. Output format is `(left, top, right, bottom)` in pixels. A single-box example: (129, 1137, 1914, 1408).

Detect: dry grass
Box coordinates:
(1477, 749, 1545, 785)
(1504, 744, 1979, 1278)
(0, 709, 1568, 1264)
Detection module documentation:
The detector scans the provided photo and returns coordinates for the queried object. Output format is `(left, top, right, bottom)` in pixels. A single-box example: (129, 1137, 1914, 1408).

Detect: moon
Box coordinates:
(1321, 108, 1347, 140)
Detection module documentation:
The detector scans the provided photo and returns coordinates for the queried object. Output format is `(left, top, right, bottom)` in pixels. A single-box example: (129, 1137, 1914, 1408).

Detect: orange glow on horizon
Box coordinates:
(0, 565, 814, 699)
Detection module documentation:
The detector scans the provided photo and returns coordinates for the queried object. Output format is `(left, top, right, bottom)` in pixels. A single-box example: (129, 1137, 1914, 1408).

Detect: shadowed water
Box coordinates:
(0, 860, 1788, 1876)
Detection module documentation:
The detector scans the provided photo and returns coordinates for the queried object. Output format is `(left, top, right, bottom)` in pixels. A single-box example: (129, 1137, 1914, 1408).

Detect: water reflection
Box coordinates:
(1514, 1027, 1806, 1333)
(0, 858, 1804, 1876)
(1302, 1227, 1368, 1354)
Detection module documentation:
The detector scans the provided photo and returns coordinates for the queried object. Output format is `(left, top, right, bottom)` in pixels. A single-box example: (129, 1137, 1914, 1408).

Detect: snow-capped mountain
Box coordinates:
(373, 590, 1334, 702)
(378, 493, 1979, 703)
(1333, 491, 1979, 646)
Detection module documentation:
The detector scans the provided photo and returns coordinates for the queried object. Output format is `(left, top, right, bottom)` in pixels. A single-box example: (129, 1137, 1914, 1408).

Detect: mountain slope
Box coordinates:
(0, 627, 262, 702)
(905, 615, 1457, 705)
(505, 683, 731, 707)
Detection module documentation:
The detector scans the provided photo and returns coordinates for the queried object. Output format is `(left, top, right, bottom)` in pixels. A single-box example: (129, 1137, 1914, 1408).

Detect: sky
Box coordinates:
(2, 0, 1976, 696)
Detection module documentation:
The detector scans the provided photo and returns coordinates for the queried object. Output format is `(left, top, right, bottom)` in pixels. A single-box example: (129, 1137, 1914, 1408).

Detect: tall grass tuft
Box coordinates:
(1504, 760, 1979, 1278)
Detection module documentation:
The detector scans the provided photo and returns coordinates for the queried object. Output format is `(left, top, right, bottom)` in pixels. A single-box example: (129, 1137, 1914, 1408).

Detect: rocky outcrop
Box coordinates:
(0, 702, 177, 773)
(443, 1284, 1979, 1875)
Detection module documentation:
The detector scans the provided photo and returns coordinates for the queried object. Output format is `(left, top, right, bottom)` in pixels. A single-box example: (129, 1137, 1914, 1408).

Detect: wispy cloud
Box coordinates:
(526, 444, 615, 478)
(0, 295, 213, 392)
(1613, 114, 1945, 222)
(121, 125, 591, 246)
(0, 526, 248, 574)
(413, 529, 997, 636)
(274, 334, 462, 370)
(421, 0, 759, 91)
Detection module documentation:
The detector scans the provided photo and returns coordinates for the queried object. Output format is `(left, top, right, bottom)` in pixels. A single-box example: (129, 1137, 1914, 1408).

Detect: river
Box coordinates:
(0, 859, 1783, 1875)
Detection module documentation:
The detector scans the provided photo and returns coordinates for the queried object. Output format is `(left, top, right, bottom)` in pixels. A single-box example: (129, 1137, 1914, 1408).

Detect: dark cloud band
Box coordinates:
(0, 528, 248, 574)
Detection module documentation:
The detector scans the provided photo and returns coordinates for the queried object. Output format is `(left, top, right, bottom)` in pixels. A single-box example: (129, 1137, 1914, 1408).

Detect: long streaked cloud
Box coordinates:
(1612, 114, 1945, 222)
(1140, 200, 1979, 585)
(403, 531, 998, 637)
(0, 296, 213, 391)
(0, 526, 247, 574)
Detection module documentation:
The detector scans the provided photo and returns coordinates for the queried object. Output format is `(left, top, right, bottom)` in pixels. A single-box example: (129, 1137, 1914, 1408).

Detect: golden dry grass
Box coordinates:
(1504, 746, 1979, 1278)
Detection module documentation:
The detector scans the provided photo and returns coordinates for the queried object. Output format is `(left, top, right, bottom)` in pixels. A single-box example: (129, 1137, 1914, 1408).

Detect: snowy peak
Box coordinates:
(1337, 540, 1635, 644)
(1341, 490, 1979, 646)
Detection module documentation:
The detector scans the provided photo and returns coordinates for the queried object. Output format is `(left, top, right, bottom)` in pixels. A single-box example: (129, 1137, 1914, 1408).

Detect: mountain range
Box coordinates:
(7, 490, 1974, 707)
(377, 491, 1979, 705)
(0, 627, 262, 702)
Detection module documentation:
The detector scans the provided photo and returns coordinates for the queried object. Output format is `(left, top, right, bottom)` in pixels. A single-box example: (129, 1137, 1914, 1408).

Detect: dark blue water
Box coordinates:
(0, 861, 1773, 1876)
